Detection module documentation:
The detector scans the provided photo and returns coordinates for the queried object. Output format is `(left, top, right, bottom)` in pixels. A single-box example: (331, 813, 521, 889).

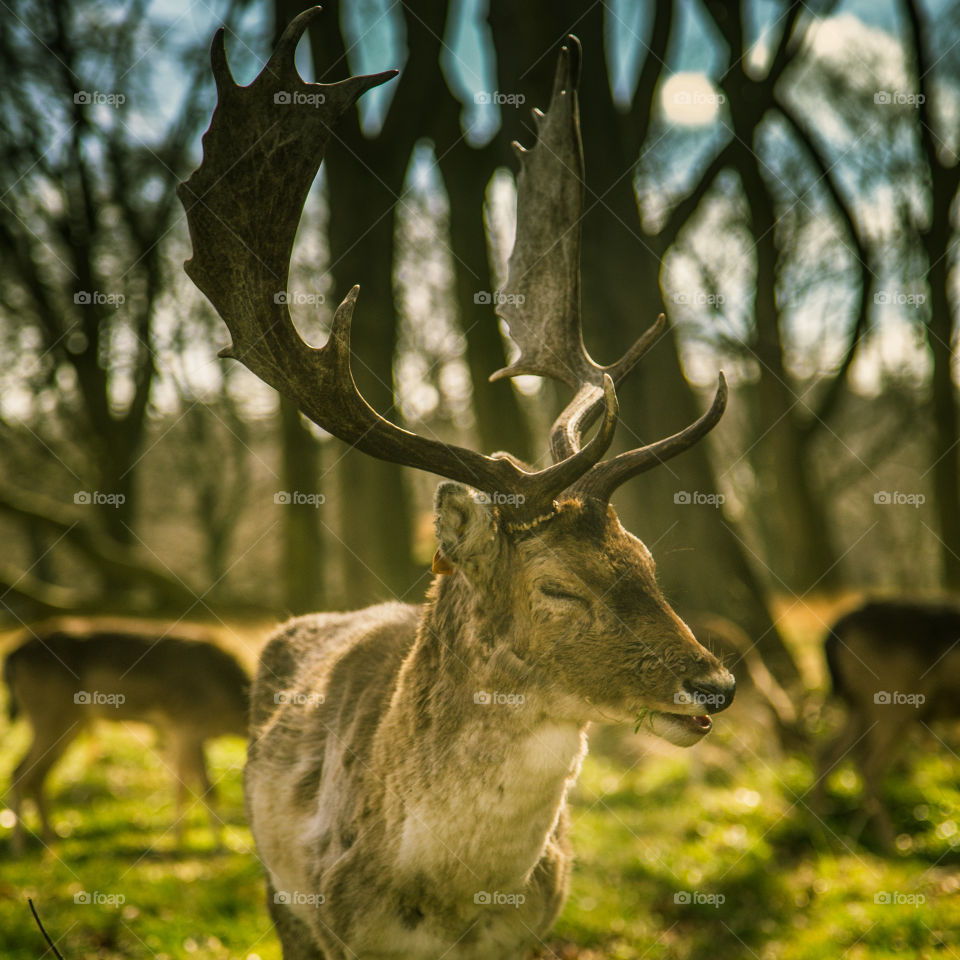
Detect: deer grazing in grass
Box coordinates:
(178, 10, 735, 958)
(817, 599, 960, 844)
(4, 620, 249, 853)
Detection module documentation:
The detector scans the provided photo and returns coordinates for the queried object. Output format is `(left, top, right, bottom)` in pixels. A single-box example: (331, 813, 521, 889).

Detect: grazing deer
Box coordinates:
(178, 11, 735, 958)
(817, 599, 960, 843)
(4, 619, 249, 852)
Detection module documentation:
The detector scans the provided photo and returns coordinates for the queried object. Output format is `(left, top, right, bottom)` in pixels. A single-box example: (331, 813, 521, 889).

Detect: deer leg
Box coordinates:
(857, 719, 905, 849)
(11, 718, 83, 853)
(175, 735, 222, 847)
(810, 710, 866, 816)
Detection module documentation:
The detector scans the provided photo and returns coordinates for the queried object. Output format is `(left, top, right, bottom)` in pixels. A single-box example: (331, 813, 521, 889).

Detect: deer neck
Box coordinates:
(376, 574, 587, 894)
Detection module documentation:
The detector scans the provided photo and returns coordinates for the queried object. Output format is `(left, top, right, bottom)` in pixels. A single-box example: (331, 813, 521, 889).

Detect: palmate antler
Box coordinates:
(494, 36, 727, 505)
(178, 11, 723, 527)
(177, 7, 617, 523)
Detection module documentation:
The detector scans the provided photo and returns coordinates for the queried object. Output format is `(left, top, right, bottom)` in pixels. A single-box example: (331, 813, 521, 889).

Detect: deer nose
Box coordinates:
(683, 672, 736, 713)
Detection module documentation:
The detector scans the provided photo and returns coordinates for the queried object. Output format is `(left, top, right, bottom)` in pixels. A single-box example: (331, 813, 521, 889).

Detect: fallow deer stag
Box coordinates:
(178, 10, 734, 958)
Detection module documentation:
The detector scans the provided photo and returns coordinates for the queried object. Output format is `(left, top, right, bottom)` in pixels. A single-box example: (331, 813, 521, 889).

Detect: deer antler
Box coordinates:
(178, 8, 618, 522)
(494, 36, 726, 497)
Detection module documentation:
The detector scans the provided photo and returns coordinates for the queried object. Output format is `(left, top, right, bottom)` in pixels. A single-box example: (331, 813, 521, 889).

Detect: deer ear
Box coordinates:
(434, 482, 499, 573)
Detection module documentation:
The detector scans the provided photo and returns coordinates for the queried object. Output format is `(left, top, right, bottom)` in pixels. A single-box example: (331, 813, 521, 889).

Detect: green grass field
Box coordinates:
(1, 621, 958, 959)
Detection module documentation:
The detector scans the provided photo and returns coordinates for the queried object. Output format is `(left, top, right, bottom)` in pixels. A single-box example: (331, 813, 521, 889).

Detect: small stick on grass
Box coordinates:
(28, 898, 66, 960)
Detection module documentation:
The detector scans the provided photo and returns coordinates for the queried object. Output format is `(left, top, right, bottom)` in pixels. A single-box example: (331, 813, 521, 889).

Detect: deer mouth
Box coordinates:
(647, 710, 713, 747)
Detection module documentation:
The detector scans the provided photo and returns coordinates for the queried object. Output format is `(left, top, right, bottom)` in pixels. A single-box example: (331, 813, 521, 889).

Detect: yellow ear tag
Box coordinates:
(431, 549, 455, 575)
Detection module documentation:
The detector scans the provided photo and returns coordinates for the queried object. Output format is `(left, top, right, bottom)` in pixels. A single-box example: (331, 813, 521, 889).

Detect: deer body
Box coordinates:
(180, 11, 734, 956)
(818, 599, 960, 841)
(249, 602, 581, 958)
(5, 621, 249, 852)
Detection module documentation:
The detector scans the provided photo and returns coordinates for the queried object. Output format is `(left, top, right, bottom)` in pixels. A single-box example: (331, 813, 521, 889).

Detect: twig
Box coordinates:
(28, 898, 65, 960)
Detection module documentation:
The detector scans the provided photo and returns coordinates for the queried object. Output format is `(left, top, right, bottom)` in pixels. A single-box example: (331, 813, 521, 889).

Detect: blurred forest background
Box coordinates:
(1, 0, 960, 956)
(3, 0, 959, 665)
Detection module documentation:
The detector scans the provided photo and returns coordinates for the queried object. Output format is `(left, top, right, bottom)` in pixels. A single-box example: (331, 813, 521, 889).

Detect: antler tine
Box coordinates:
(178, 11, 620, 521)
(550, 314, 665, 462)
(569, 374, 728, 503)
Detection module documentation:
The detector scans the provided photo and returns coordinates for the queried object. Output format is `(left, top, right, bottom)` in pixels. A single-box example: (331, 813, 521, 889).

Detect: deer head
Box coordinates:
(178, 10, 734, 745)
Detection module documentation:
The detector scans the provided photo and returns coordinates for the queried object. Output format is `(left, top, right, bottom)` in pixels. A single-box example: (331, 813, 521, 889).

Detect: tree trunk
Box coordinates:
(279, 396, 324, 613)
(436, 144, 532, 460)
(924, 226, 960, 588)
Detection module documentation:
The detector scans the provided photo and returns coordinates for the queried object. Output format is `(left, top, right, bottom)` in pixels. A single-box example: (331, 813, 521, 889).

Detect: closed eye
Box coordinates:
(538, 583, 588, 606)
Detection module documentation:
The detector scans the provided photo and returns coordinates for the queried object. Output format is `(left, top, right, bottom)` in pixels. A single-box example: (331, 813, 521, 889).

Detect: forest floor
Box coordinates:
(0, 609, 958, 959)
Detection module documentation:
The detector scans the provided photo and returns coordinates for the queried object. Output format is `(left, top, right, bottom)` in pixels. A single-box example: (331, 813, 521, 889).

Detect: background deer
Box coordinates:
(178, 10, 735, 958)
(4, 619, 249, 853)
(817, 598, 960, 843)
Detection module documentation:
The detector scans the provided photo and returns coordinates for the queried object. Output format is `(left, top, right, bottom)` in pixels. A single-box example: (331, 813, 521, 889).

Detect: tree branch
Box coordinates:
(776, 99, 872, 433)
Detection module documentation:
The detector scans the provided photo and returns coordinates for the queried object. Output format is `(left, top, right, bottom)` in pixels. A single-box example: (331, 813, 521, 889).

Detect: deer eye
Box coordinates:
(538, 583, 588, 606)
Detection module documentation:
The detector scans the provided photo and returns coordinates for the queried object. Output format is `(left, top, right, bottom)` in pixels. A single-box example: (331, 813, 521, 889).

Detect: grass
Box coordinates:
(1, 618, 958, 958)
